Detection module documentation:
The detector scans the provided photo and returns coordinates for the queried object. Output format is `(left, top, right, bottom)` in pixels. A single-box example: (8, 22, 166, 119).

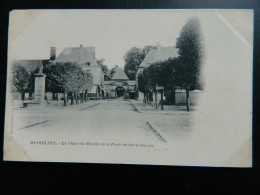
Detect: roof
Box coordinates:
(13, 59, 50, 72)
(53, 46, 98, 67)
(112, 68, 129, 80)
(139, 46, 178, 68)
(84, 66, 103, 85)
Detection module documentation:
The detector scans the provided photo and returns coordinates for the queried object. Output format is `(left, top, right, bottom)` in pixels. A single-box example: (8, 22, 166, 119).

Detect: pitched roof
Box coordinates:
(84, 66, 103, 85)
(139, 46, 178, 68)
(13, 59, 50, 72)
(53, 46, 98, 67)
(112, 68, 129, 80)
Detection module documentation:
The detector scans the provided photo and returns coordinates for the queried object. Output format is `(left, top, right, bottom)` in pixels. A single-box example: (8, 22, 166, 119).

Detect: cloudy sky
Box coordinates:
(9, 9, 198, 68)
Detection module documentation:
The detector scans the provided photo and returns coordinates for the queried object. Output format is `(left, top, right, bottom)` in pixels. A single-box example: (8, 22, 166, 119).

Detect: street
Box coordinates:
(8, 100, 193, 164)
(6, 99, 251, 166)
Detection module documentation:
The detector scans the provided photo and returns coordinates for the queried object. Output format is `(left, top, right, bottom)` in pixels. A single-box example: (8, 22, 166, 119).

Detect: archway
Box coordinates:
(115, 86, 125, 98)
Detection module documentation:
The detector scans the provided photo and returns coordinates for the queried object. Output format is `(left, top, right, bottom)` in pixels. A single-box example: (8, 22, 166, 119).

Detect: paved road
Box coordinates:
(10, 100, 169, 163)
(7, 100, 250, 166)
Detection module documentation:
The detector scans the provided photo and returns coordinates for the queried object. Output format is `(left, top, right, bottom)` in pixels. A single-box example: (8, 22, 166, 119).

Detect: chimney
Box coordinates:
(50, 47, 56, 60)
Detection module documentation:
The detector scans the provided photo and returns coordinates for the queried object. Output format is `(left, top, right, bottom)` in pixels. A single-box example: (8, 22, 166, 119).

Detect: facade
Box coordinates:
(53, 45, 105, 98)
(104, 68, 137, 99)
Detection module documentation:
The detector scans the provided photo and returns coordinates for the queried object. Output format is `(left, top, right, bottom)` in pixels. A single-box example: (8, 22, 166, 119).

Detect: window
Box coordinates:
(87, 62, 90, 66)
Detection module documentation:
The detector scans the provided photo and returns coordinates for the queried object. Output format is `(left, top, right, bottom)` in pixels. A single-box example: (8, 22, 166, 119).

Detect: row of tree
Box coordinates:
(12, 62, 93, 106)
(137, 17, 204, 111)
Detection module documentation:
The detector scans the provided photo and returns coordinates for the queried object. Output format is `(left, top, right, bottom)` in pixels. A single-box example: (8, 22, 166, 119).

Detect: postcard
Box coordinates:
(4, 9, 253, 167)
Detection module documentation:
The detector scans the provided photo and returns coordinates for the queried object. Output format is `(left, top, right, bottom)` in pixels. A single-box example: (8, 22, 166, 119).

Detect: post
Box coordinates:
(160, 91, 163, 110)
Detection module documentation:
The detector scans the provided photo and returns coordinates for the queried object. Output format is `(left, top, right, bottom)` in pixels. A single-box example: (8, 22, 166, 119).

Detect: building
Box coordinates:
(53, 45, 105, 98)
(104, 67, 137, 99)
(12, 45, 105, 100)
(135, 43, 179, 102)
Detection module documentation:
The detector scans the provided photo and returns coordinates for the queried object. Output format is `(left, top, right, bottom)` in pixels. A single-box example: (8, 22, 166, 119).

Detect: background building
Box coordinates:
(135, 44, 179, 102)
(104, 67, 136, 99)
(53, 45, 105, 99)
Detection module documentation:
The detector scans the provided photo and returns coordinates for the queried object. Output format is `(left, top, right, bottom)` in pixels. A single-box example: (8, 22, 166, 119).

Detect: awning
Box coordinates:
(88, 86, 97, 94)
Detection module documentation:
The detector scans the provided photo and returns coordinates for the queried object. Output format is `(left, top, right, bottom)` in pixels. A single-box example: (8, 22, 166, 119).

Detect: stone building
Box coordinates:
(104, 67, 136, 99)
(52, 45, 105, 98)
(12, 45, 106, 100)
(135, 44, 179, 102)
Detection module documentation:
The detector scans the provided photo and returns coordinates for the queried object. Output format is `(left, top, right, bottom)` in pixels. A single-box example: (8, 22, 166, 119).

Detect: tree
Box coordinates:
(175, 17, 204, 111)
(96, 58, 109, 80)
(12, 64, 30, 100)
(124, 46, 152, 80)
(109, 64, 118, 79)
(47, 62, 93, 106)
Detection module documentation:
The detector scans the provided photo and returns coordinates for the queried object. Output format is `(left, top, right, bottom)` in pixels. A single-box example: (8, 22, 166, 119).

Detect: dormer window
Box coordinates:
(87, 62, 90, 66)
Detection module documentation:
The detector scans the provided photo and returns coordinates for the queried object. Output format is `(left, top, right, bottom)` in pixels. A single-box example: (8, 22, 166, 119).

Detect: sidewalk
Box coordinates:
(129, 100, 197, 114)
(129, 100, 195, 144)
(10, 100, 102, 132)
(12, 100, 101, 111)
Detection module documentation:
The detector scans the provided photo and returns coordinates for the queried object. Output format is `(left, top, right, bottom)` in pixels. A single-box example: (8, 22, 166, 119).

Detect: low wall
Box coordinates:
(175, 90, 202, 105)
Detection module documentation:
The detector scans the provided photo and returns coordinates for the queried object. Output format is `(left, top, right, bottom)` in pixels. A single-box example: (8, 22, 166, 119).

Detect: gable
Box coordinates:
(53, 46, 98, 67)
(112, 68, 129, 80)
(139, 46, 178, 68)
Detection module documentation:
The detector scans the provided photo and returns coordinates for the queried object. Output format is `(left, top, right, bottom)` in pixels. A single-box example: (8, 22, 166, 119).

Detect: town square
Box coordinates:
(4, 10, 252, 167)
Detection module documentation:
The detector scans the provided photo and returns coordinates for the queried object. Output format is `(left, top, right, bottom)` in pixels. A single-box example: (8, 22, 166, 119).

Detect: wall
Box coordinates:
(175, 90, 202, 105)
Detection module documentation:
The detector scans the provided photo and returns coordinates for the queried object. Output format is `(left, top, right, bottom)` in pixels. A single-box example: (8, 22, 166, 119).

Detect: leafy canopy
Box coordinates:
(124, 46, 152, 80)
(175, 17, 204, 90)
(12, 64, 30, 93)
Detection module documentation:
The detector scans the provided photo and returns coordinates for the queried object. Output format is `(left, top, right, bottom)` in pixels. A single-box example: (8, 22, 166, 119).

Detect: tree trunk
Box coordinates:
(21, 91, 25, 101)
(160, 91, 163, 110)
(57, 93, 58, 102)
(76, 92, 78, 104)
(84, 91, 87, 102)
(155, 90, 158, 109)
(64, 92, 67, 106)
(71, 93, 74, 105)
(186, 89, 190, 112)
(81, 92, 84, 103)
(173, 89, 176, 105)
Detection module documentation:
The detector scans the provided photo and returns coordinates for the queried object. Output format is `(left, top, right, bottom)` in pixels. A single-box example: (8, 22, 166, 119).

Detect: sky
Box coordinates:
(9, 10, 197, 68)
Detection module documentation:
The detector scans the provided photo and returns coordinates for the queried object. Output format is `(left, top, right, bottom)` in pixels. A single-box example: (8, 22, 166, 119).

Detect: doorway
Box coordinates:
(115, 87, 125, 98)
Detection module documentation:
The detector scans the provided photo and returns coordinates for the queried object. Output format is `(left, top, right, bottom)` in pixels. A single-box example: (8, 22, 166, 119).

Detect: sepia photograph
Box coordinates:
(3, 9, 253, 167)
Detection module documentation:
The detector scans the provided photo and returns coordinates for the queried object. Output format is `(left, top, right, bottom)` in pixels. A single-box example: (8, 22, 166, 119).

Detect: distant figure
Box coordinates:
(38, 62, 43, 74)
